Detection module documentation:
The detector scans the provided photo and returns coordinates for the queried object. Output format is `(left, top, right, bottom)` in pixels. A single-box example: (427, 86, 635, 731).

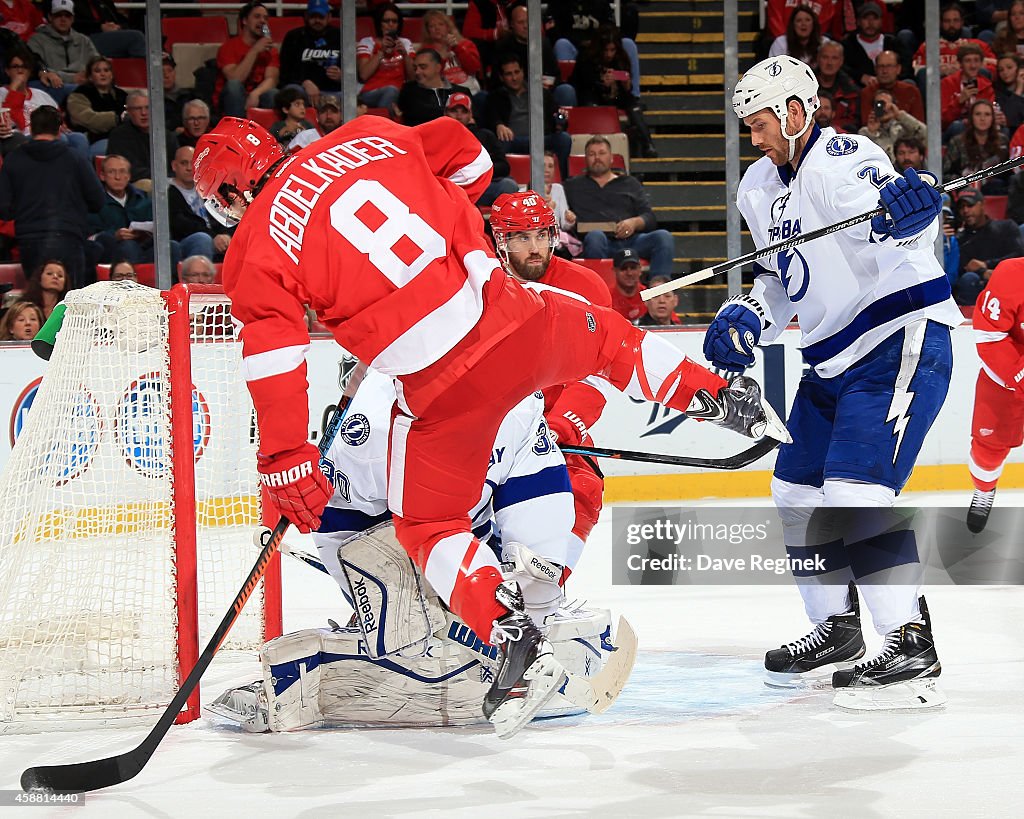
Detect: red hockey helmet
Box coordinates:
(193, 117, 284, 226)
(490, 190, 558, 265)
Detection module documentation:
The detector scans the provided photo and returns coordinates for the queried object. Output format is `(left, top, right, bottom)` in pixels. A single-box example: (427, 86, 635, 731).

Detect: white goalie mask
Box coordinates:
(733, 56, 820, 162)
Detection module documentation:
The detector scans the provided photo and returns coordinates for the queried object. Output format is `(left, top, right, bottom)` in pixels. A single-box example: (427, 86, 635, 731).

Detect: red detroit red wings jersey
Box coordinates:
(974, 258, 1024, 389)
(537, 256, 613, 444)
(223, 116, 519, 456)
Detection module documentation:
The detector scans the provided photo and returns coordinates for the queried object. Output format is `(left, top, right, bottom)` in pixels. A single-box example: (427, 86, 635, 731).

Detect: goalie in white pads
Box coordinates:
(211, 368, 631, 735)
(707, 56, 960, 710)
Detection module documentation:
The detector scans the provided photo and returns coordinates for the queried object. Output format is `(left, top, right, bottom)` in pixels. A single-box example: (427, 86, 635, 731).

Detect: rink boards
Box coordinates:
(0, 322, 1007, 501)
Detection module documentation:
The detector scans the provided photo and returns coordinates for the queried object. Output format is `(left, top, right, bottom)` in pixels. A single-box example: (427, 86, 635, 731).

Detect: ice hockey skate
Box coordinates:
(207, 681, 269, 733)
(966, 488, 996, 534)
(764, 583, 866, 688)
(483, 581, 568, 739)
(832, 596, 945, 711)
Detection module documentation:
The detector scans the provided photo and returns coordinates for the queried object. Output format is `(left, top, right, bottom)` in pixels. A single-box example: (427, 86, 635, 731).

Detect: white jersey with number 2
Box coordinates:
(738, 126, 962, 378)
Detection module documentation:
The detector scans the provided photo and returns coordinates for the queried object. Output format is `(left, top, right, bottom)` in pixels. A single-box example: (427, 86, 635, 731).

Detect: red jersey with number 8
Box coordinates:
(222, 116, 521, 456)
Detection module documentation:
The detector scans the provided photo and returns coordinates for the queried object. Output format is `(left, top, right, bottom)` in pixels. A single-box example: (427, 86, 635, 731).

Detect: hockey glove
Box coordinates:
(703, 295, 766, 371)
(871, 168, 942, 240)
(686, 375, 791, 442)
(564, 453, 604, 543)
(257, 443, 333, 534)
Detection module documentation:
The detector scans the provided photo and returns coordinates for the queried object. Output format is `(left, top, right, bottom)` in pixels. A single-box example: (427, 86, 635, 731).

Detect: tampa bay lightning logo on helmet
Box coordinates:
(341, 413, 371, 446)
(826, 135, 858, 157)
(778, 247, 811, 302)
(767, 60, 782, 77)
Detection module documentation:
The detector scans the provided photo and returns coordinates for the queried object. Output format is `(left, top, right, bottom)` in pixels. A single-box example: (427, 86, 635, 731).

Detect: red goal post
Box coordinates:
(0, 282, 281, 732)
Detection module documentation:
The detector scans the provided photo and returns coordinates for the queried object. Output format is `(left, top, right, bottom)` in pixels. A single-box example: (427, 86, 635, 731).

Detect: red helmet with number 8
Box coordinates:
(490, 189, 558, 266)
(193, 117, 285, 227)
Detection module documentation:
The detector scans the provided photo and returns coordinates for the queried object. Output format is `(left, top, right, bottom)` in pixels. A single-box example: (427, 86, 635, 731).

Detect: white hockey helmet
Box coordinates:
(733, 56, 820, 162)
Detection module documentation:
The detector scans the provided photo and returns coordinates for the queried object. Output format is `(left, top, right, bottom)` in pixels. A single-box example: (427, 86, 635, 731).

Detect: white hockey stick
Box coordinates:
(560, 615, 638, 714)
(641, 154, 1024, 302)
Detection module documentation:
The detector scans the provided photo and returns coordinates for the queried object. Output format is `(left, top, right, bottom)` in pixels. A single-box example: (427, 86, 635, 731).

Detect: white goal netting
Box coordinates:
(0, 282, 274, 733)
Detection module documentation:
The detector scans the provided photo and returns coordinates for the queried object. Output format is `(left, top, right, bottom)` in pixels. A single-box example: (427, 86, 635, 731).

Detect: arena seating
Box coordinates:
(110, 58, 147, 89)
(0, 262, 26, 291)
(161, 16, 229, 48)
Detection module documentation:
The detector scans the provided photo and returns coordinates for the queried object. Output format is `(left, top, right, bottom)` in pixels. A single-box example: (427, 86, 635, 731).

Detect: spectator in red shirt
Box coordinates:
(815, 40, 860, 132)
(0, 0, 43, 42)
(356, 2, 414, 112)
(216, 2, 280, 118)
(765, 0, 842, 41)
(913, 2, 997, 79)
(637, 274, 680, 327)
(859, 49, 924, 125)
(941, 43, 995, 135)
(420, 10, 483, 94)
(610, 248, 645, 323)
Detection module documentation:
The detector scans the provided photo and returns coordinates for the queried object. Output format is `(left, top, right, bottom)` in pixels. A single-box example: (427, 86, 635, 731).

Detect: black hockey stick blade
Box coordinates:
(21, 363, 369, 794)
(21, 519, 290, 793)
(642, 153, 1024, 302)
(561, 435, 779, 470)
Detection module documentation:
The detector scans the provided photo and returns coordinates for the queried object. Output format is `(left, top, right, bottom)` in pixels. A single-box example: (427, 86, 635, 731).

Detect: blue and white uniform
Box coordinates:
(739, 126, 960, 632)
(311, 367, 575, 592)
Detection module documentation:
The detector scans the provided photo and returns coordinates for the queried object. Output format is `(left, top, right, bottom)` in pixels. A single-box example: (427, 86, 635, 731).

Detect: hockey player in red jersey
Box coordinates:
(490, 190, 611, 564)
(967, 258, 1024, 533)
(193, 115, 788, 736)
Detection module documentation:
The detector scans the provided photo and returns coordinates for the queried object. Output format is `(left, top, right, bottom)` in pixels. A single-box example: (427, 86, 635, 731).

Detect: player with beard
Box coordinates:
(490, 191, 611, 565)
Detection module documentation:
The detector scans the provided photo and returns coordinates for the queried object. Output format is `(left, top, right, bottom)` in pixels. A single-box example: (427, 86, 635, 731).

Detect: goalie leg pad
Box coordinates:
(339, 521, 446, 658)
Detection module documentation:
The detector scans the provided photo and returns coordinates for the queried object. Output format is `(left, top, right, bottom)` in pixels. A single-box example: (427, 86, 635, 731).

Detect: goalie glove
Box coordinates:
(686, 375, 791, 442)
(258, 443, 333, 534)
(703, 295, 766, 371)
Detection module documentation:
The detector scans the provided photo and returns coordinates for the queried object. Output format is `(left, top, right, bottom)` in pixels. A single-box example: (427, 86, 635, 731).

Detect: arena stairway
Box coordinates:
(632, 0, 762, 322)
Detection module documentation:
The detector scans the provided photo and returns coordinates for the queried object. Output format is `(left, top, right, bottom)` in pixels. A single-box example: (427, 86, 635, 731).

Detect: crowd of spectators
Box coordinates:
(764, 0, 1024, 308)
(0, 1, 660, 329)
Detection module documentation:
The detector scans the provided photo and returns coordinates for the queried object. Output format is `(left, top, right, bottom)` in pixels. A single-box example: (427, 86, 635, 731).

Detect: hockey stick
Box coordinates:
(21, 363, 368, 795)
(641, 154, 1024, 302)
(560, 436, 779, 470)
(279, 540, 332, 575)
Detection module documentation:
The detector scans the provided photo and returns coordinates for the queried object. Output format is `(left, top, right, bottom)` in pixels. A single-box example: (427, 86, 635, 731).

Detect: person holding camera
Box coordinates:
(940, 43, 994, 137)
(356, 2, 414, 112)
(858, 88, 927, 164)
(215, 2, 280, 118)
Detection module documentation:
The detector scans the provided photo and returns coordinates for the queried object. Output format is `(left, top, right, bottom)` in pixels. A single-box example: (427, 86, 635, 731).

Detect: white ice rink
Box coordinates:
(1, 491, 1021, 818)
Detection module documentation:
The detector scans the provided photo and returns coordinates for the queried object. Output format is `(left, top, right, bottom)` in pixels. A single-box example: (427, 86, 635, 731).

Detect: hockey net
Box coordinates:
(0, 282, 281, 733)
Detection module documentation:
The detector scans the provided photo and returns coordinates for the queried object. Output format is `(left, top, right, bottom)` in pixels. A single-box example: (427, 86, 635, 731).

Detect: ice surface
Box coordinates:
(1, 491, 1021, 818)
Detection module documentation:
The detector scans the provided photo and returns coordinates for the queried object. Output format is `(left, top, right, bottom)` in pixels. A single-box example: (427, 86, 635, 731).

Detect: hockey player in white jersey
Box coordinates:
(705, 56, 962, 709)
(211, 366, 619, 734)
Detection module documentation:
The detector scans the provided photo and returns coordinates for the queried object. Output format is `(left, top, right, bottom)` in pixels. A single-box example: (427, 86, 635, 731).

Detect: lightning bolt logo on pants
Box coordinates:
(886, 388, 915, 464)
(886, 321, 928, 465)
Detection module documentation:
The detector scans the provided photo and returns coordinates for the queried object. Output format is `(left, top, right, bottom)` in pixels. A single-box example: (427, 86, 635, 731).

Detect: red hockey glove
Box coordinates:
(547, 411, 590, 447)
(565, 453, 604, 543)
(257, 443, 332, 534)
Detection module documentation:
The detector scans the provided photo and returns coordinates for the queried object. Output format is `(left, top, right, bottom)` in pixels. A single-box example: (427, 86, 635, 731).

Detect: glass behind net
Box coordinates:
(0, 282, 265, 732)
